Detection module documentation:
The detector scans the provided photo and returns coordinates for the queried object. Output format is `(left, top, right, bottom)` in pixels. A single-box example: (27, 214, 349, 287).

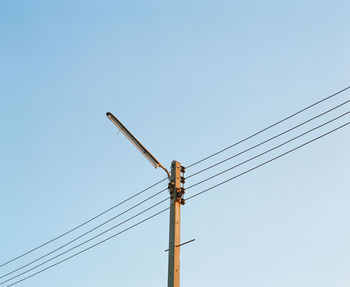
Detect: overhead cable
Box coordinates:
(186, 111, 350, 191)
(187, 121, 350, 201)
(0, 197, 169, 286)
(3, 86, 349, 269)
(186, 99, 350, 179)
(4, 207, 170, 287)
(0, 177, 167, 269)
(0, 187, 168, 280)
(5, 120, 350, 287)
(185, 85, 350, 169)
(4, 119, 350, 287)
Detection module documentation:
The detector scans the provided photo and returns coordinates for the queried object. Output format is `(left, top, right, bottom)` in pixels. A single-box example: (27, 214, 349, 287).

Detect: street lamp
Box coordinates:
(106, 112, 170, 179)
(106, 112, 184, 287)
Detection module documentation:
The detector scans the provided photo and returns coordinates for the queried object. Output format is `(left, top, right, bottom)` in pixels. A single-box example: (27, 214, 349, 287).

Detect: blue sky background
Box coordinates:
(1, 1, 350, 286)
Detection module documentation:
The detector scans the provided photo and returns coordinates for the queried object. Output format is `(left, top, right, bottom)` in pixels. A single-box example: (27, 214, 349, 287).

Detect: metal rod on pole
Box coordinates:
(164, 239, 195, 252)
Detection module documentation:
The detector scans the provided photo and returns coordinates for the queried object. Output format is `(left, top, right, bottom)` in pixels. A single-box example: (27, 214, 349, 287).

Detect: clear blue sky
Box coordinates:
(1, 1, 350, 286)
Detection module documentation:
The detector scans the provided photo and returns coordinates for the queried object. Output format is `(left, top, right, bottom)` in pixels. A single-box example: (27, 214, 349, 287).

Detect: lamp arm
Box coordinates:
(159, 163, 171, 181)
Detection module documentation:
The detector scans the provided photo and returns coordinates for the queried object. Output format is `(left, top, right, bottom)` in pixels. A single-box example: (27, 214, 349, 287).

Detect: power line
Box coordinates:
(0, 177, 167, 269)
(4, 86, 350, 286)
(4, 207, 170, 287)
(4, 115, 350, 287)
(185, 85, 350, 169)
(0, 187, 168, 280)
(4, 86, 349, 269)
(186, 110, 350, 191)
(186, 99, 350, 179)
(6, 120, 349, 287)
(0, 197, 169, 286)
(186, 121, 350, 201)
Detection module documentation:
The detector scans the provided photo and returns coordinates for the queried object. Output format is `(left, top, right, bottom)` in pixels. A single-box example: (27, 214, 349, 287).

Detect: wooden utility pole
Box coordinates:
(168, 160, 185, 287)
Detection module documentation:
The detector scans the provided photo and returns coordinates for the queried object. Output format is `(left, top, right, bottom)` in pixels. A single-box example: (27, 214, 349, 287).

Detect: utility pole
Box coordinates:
(106, 112, 186, 287)
(168, 161, 185, 287)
